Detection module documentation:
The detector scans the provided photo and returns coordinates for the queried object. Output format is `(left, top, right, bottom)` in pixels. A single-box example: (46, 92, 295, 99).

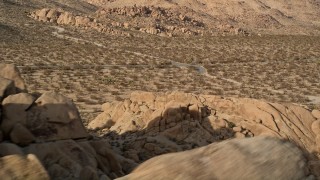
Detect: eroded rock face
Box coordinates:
(117, 137, 307, 180)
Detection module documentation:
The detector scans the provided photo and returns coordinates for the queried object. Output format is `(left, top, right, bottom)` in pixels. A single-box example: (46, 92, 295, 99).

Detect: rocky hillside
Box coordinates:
(1, 64, 320, 179)
(86, 0, 320, 35)
(24, 0, 320, 36)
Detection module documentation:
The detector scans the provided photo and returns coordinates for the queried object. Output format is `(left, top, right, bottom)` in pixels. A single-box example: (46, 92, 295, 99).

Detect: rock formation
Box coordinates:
(92, 91, 320, 178)
(29, 6, 236, 37)
(0, 64, 133, 179)
(29, 8, 131, 37)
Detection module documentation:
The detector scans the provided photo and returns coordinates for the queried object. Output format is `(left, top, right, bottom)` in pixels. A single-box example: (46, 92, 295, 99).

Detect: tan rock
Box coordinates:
(0, 154, 50, 180)
(311, 120, 320, 134)
(117, 137, 306, 180)
(36, 8, 50, 18)
(235, 132, 245, 138)
(26, 92, 88, 141)
(233, 126, 242, 132)
(10, 123, 35, 146)
(312, 110, 320, 119)
(75, 16, 92, 26)
(88, 112, 114, 130)
(57, 12, 76, 25)
(46, 9, 61, 21)
(0, 64, 26, 92)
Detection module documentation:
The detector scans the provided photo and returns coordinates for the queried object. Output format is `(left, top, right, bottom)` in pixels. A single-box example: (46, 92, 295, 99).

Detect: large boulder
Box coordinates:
(26, 92, 88, 141)
(1, 91, 88, 142)
(117, 137, 307, 180)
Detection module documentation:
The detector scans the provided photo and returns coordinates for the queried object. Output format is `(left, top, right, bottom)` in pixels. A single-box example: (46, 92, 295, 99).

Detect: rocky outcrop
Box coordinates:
(117, 137, 307, 180)
(0, 64, 131, 179)
(92, 91, 320, 178)
(29, 6, 208, 38)
(96, 6, 206, 36)
(29, 8, 130, 37)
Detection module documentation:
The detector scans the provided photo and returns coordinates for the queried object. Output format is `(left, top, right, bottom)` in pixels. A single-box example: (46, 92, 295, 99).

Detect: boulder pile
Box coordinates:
(0, 64, 134, 179)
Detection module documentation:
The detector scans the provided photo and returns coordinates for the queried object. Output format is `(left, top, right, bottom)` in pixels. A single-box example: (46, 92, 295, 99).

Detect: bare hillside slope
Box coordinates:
(87, 0, 320, 34)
